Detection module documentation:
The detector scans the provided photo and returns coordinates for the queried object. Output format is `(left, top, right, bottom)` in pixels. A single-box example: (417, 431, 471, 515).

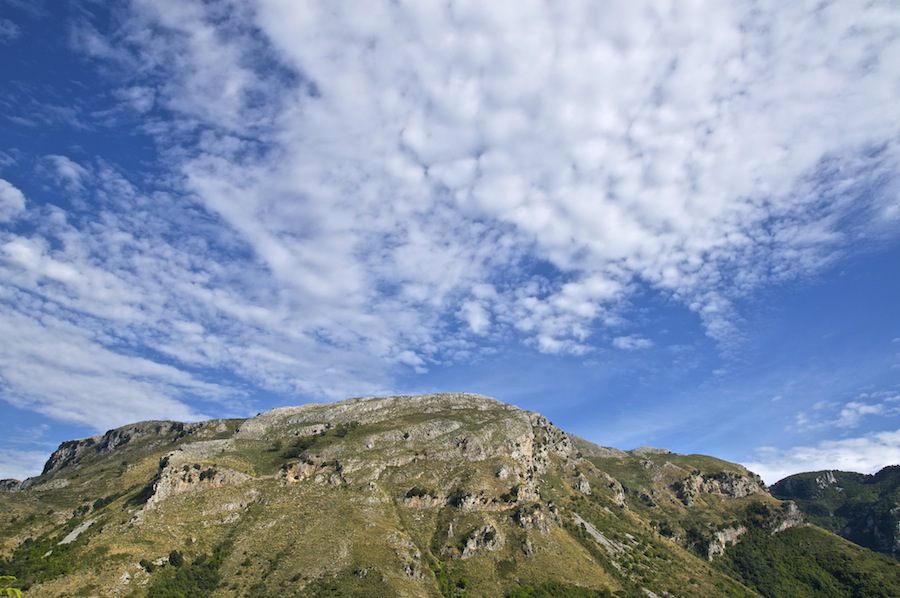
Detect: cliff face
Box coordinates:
(770, 467, 900, 558)
(1, 393, 897, 597)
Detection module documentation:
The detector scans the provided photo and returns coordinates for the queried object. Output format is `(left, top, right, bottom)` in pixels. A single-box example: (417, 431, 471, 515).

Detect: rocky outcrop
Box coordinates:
(675, 471, 764, 507)
(280, 457, 344, 486)
(631, 447, 672, 457)
(142, 445, 252, 510)
(773, 501, 804, 532)
(572, 513, 628, 556)
(707, 526, 747, 559)
(514, 503, 550, 532)
(609, 482, 626, 507)
(573, 472, 591, 495)
(459, 524, 503, 558)
(41, 422, 185, 476)
(817, 471, 838, 489)
(0, 479, 21, 491)
(59, 518, 95, 545)
(528, 413, 577, 472)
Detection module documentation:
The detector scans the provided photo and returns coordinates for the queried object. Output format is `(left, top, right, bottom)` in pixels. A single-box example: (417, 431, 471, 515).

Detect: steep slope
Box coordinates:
(770, 467, 900, 558)
(1, 393, 898, 597)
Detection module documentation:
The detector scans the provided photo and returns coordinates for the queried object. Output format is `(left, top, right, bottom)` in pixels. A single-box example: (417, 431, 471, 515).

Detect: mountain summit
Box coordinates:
(2, 393, 898, 596)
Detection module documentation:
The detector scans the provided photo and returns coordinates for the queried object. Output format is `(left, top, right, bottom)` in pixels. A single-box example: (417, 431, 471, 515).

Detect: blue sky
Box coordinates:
(1, 0, 898, 484)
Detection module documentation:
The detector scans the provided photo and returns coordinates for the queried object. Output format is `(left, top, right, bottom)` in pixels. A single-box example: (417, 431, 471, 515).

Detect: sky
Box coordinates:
(1, 0, 898, 485)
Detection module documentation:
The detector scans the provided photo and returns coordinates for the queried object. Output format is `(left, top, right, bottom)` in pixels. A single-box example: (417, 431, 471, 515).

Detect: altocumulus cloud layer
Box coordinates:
(1, 0, 899, 479)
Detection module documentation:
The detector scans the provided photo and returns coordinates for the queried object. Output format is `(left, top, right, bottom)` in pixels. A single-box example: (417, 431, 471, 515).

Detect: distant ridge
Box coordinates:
(770, 466, 900, 558)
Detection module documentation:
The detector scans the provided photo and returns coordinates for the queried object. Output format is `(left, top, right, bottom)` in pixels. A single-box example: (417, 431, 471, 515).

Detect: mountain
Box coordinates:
(1, 393, 898, 597)
(770, 467, 900, 558)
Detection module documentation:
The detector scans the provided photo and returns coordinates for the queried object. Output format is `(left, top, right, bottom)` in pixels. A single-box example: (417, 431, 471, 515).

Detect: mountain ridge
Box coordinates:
(1, 393, 898, 597)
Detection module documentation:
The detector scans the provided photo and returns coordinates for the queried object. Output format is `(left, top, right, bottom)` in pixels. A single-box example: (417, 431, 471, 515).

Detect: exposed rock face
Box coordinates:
(280, 457, 344, 485)
(773, 501, 805, 533)
(572, 513, 627, 556)
(142, 445, 252, 511)
(59, 518, 95, 545)
(41, 422, 190, 476)
(573, 472, 591, 495)
(460, 524, 503, 558)
(0, 479, 21, 491)
(817, 471, 838, 489)
(601, 474, 626, 507)
(513, 503, 550, 532)
(631, 447, 672, 457)
(707, 526, 747, 559)
(676, 471, 764, 507)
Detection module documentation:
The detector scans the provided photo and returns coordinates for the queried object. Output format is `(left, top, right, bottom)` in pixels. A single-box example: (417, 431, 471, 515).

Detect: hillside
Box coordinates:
(770, 467, 900, 558)
(1, 393, 898, 597)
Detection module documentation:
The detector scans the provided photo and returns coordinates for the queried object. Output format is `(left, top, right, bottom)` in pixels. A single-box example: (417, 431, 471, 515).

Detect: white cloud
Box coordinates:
(835, 401, 889, 428)
(0, 18, 20, 44)
(459, 300, 491, 335)
(44, 155, 90, 191)
(114, 86, 156, 114)
(744, 430, 900, 485)
(0, 179, 25, 222)
(249, 0, 900, 348)
(792, 391, 900, 432)
(0, 308, 217, 429)
(0, 449, 49, 482)
(613, 335, 654, 351)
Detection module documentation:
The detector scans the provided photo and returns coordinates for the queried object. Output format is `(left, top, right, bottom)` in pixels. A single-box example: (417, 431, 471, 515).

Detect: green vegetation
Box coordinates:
(507, 581, 614, 597)
(145, 544, 228, 597)
(719, 526, 900, 597)
(1, 531, 77, 586)
(428, 555, 471, 598)
(278, 433, 323, 460)
(770, 467, 900, 557)
(0, 576, 22, 598)
(278, 421, 362, 461)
